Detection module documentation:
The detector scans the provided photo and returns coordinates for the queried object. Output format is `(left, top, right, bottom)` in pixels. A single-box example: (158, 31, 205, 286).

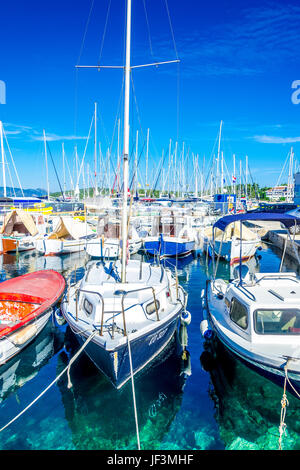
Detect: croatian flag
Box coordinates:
(232, 175, 236, 184)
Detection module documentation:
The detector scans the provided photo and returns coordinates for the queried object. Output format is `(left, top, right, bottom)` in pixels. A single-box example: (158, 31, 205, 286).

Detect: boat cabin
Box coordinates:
(215, 271, 300, 343)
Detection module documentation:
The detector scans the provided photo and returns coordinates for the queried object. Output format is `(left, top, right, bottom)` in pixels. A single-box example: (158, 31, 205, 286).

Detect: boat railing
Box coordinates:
(75, 288, 105, 336)
(254, 274, 299, 285)
(115, 286, 162, 337)
(75, 284, 164, 338)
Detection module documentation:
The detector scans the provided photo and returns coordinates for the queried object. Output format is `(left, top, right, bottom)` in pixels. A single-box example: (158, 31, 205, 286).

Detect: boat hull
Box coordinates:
(211, 332, 300, 398)
(0, 309, 52, 366)
(36, 238, 88, 256)
(85, 239, 142, 259)
(0, 236, 36, 254)
(0, 270, 66, 365)
(71, 314, 180, 388)
(204, 237, 260, 264)
(144, 237, 195, 258)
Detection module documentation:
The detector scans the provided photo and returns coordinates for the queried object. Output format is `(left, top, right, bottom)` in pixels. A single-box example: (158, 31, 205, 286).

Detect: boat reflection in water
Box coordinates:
(0, 322, 64, 404)
(56, 328, 191, 449)
(200, 336, 300, 450)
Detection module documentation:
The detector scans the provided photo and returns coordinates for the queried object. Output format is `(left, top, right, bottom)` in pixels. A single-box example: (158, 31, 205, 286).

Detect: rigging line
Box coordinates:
(75, 0, 94, 138)
(176, 61, 180, 142)
(3, 127, 24, 197)
(76, 113, 95, 188)
(101, 74, 126, 190)
(142, 0, 154, 58)
(3, 149, 15, 197)
(164, 0, 179, 60)
(77, 0, 95, 65)
(130, 74, 146, 144)
(97, 0, 112, 65)
(46, 141, 65, 199)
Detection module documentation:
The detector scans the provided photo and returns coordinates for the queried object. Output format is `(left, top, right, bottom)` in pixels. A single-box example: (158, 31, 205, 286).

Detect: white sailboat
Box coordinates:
(61, 0, 188, 389)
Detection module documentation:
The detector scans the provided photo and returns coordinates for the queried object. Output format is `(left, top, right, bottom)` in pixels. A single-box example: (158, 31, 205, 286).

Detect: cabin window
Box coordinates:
(230, 298, 248, 330)
(83, 298, 93, 316)
(146, 300, 160, 315)
(254, 309, 300, 335)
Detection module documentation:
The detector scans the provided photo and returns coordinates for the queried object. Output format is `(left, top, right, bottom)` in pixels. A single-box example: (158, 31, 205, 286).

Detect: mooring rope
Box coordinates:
(127, 334, 141, 450)
(278, 359, 300, 450)
(0, 329, 98, 433)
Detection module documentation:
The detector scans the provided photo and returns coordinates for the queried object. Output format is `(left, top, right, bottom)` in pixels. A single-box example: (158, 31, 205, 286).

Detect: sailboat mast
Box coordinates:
(94, 102, 98, 196)
(62, 142, 66, 198)
(121, 0, 132, 283)
(0, 121, 6, 198)
(43, 129, 50, 201)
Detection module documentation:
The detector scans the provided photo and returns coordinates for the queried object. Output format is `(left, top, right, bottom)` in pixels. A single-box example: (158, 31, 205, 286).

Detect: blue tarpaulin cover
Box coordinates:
(213, 212, 299, 231)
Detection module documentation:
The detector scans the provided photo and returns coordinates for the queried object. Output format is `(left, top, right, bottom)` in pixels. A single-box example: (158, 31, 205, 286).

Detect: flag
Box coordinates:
(232, 175, 236, 183)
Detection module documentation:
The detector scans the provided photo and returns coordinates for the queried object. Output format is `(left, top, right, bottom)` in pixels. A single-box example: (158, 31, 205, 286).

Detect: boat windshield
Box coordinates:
(254, 308, 300, 335)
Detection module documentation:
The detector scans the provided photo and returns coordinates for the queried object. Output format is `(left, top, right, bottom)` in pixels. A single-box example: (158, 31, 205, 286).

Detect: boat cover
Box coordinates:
(48, 216, 94, 240)
(205, 222, 259, 241)
(0, 210, 39, 236)
(213, 212, 299, 232)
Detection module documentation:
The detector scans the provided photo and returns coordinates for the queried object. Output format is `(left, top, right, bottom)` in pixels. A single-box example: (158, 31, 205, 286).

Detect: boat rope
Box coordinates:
(0, 329, 98, 434)
(278, 359, 300, 450)
(127, 334, 141, 450)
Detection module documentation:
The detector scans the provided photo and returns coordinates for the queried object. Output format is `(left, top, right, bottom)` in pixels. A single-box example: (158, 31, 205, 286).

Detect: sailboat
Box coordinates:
(61, 0, 188, 389)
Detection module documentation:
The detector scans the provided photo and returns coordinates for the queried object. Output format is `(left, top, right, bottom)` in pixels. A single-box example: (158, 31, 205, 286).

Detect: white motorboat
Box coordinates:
(0, 209, 47, 254)
(85, 216, 142, 259)
(35, 216, 96, 255)
(200, 212, 300, 396)
(201, 215, 261, 265)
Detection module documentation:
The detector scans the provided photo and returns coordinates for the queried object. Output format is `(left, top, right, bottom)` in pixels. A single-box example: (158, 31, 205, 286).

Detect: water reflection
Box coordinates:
(0, 251, 88, 282)
(0, 322, 64, 404)
(56, 329, 189, 450)
(200, 324, 300, 450)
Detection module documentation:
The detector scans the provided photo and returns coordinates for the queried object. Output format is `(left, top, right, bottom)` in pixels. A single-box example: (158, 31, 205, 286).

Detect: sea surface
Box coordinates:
(0, 243, 300, 450)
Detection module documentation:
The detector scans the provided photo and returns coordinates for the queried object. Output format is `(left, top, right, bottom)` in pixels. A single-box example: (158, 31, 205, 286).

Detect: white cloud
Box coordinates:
(31, 133, 87, 142)
(253, 135, 300, 144)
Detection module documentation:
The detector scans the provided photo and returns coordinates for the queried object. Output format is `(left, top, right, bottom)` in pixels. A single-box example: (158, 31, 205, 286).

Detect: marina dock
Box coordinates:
(248, 220, 300, 260)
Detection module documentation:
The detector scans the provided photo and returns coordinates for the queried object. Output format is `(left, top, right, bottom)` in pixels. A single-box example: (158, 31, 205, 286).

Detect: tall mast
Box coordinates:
(121, 0, 132, 283)
(195, 154, 198, 198)
(233, 153, 236, 195)
(0, 121, 6, 198)
(94, 102, 98, 197)
(287, 147, 294, 203)
(217, 120, 223, 192)
(245, 154, 248, 201)
(43, 129, 50, 200)
(221, 151, 224, 194)
(145, 127, 149, 197)
(62, 142, 66, 198)
(167, 139, 172, 195)
(135, 130, 138, 196)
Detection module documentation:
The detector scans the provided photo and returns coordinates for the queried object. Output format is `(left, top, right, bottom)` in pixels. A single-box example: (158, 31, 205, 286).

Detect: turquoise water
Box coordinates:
(0, 244, 299, 450)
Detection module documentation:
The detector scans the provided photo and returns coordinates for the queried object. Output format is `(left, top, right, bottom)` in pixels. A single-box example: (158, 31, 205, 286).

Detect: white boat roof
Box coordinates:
(229, 272, 300, 309)
(85, 259, 165, 289)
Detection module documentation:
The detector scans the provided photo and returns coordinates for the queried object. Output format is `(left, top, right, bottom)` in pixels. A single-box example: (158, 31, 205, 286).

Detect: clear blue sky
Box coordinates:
(1, 0, 300, 193)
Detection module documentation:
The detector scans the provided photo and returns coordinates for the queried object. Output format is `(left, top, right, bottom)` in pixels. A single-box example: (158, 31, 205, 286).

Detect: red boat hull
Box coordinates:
(0, 270, 66, 338)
